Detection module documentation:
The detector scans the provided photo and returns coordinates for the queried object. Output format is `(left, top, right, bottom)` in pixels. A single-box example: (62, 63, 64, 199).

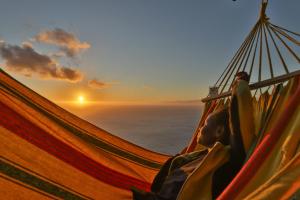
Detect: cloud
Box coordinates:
(0, 42, 83, 82)
(21, 41, 33, 48)
(142, 85, 155, 91)
(88, 79, 114, 89)
(34, 28, 90, 57)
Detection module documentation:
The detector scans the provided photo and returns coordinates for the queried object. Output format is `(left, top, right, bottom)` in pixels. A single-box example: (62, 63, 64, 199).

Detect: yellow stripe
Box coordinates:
(235, 100, 300, 199)
(244, 152, 300, 200)
(0, 126, 132, 200)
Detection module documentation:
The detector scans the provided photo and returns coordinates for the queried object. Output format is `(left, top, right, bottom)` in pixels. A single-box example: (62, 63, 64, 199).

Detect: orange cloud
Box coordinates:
(88, 79, 114, 89)
(0, 42, 83, 82)
(35, 28, 90, 57)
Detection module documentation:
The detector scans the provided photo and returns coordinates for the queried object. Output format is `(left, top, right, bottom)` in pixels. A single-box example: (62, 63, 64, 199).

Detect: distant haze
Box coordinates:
(60, 103, 203, 155)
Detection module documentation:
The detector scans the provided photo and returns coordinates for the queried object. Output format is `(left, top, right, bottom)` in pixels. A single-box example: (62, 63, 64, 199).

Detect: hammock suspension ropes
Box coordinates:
(202, 0, 300, 102)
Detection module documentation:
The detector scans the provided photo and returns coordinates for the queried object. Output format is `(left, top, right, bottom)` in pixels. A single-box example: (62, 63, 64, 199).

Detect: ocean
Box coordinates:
(60, 104, 203, 155)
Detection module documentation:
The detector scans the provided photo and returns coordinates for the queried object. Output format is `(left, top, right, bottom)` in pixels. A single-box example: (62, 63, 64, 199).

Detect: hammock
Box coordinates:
(1, 1, 299, 199)
(0, 69, 170, 199)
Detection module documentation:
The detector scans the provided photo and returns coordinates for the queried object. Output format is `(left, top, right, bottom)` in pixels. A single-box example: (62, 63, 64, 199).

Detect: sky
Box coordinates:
(0, 0, 299, 105)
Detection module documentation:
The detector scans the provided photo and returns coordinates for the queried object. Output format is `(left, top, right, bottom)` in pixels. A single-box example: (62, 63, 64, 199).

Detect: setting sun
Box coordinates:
(78, 95, 85, 104)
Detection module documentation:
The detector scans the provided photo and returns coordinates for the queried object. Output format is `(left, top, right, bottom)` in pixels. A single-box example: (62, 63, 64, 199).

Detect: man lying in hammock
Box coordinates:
(131, 72, 253, 200)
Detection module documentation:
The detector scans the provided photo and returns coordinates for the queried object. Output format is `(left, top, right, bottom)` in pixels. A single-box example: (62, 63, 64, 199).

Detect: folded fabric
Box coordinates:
(217, 76, 300, 200)
(244, 152, 300, 200)
(133, 149, 209, 200)
(177, 142, 230, 200)
(231, 79, 256, 153)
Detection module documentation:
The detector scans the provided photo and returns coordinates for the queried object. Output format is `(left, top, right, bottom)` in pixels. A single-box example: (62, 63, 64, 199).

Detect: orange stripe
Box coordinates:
(0, 101, 151, 191)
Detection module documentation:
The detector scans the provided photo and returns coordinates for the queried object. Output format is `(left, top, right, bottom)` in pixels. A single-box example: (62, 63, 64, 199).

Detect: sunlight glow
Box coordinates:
(78, 95, 85, 104)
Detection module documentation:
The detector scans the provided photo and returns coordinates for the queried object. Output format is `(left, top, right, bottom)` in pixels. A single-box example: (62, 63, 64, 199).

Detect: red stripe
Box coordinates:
(0, 101, 151, 191)
(218, 77, 300, 200)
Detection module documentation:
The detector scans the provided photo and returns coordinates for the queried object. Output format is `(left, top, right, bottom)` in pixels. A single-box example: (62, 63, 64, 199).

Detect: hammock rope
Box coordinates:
(229, 24, 261, 90)
(265, 23, 290, 74)
(202, 1, 300, 102)
(218, 22, 260, 94)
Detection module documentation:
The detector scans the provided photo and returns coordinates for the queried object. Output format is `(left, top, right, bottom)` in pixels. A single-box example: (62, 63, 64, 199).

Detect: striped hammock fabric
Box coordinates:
(1, 66, 300, 200)
(218, 76, 300, 200)
(0, 69, 170, 200)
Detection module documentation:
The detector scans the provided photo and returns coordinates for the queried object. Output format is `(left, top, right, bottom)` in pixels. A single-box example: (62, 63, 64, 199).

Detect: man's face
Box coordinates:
(197, 113, 222, 147)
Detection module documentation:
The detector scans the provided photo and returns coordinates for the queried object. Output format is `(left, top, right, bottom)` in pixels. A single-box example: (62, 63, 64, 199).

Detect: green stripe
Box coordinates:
(1, 176, 59, 200)
(0, 81, 162, 169)
(0, 159, 88, 200)
(0, 70, 163, 169)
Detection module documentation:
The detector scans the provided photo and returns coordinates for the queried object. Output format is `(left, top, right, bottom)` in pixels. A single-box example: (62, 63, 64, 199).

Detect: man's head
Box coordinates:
(197, 108, 230, 147)
(235, 71, 250, 83)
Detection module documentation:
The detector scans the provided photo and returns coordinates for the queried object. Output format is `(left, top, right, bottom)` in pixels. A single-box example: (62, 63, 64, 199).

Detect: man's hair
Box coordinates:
(236, 71, 250, 82)
(211, 108, 230, 145)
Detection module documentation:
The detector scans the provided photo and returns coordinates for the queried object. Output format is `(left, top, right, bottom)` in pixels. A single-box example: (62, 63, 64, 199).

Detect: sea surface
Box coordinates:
(60, 104, 203, 155)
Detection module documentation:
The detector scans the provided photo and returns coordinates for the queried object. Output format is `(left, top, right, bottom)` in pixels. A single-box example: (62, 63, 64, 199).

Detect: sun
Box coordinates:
(77, 95, 85, 104)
